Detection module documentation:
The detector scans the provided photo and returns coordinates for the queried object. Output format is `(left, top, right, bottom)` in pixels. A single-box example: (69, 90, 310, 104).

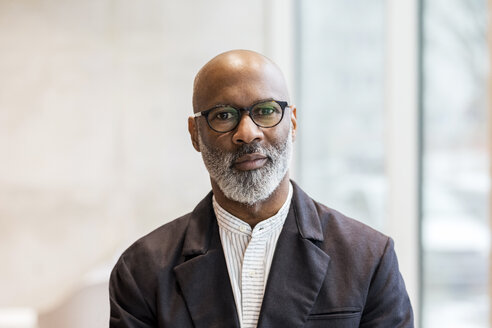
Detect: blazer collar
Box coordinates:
(257, 180, 331, 327)
(290, 180, 325, 241)
(180, 181, 324, 254)
(181, 191, 215, 256)
(174, 191, 240, 328)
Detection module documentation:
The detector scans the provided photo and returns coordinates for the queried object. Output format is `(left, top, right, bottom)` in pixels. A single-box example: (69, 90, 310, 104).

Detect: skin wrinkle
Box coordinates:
(188, 50, 297, 227)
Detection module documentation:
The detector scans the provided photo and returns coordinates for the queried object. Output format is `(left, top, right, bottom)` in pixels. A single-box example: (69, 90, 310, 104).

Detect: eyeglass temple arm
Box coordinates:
(193, 112, 203, 117)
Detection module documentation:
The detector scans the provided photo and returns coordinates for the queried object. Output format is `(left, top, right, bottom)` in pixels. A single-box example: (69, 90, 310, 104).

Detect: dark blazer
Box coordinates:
(110, 182, 414, 327)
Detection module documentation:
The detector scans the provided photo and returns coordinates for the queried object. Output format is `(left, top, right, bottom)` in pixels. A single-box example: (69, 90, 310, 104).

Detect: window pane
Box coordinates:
(296, 0, 385, 229)
(422, 0, 490, 327)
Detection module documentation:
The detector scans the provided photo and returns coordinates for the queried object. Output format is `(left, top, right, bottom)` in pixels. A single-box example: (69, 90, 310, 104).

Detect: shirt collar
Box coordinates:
(213, 182, 293, 237)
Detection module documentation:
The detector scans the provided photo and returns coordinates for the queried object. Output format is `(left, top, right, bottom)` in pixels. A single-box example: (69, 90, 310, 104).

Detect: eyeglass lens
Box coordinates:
(207, 100, 283, 132)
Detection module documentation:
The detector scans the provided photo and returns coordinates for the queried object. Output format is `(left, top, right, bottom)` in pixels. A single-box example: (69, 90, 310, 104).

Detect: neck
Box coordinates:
(211, 174, 291, 228)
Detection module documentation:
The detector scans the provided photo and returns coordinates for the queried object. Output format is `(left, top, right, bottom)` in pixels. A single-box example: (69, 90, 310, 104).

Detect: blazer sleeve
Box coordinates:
(109, 256, 156, 328)
(360, 238, 414, 328)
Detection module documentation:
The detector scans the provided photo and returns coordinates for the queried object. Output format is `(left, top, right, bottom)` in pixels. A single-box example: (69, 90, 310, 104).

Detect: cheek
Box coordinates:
(198, 125, 233, 150)
(213, 133, 237, 151)
(266, 120, 292, 145)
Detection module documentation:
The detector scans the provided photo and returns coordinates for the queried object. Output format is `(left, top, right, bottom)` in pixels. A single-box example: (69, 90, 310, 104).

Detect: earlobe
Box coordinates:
(188, 116, 201, 152)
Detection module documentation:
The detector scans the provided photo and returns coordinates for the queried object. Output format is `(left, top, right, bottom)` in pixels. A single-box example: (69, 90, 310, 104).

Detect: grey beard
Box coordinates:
(198, 128, 292, 206)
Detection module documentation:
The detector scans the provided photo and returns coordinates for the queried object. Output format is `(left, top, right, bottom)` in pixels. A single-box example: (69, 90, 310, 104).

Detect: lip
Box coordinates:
(234, 153, 268, 171)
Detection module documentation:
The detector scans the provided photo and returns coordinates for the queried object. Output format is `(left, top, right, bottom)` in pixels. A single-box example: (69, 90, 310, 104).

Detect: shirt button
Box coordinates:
(239, 226, 248, 232)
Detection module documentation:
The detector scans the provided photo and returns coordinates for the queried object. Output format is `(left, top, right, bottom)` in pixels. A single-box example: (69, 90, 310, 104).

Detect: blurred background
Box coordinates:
(0, 0, 489, 327)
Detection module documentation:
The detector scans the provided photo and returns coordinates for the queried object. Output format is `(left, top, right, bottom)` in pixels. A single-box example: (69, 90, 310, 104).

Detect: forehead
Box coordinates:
(193, 54, 289, 111)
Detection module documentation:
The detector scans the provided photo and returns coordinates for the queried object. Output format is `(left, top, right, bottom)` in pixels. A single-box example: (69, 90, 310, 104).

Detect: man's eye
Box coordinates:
(257, 107, 275, 115)
(215, 112, 234, 120)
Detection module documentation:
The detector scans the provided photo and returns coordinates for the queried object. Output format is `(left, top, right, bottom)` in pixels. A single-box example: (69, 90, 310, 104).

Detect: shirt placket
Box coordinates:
(241, 230, 266, 328)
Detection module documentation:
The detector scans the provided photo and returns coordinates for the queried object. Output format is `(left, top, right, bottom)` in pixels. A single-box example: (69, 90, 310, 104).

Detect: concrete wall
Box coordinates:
(0, 0, 277, 316)
(38, 281, 109, 328)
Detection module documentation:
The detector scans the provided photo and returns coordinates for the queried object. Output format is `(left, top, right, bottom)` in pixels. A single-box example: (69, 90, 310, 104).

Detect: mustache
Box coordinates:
(228, 144, 271, 166)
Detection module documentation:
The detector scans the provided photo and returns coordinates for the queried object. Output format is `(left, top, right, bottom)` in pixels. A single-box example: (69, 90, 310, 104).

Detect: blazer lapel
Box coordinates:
(257, 183, 331, 327)
(173, 193, 240, 328)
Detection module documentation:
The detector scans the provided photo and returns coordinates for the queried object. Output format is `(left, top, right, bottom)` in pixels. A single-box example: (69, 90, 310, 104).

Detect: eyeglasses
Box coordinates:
(194, 99, 289, 133)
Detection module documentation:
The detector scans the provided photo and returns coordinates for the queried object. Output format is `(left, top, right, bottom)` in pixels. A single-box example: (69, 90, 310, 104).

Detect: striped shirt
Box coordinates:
(213, 183, 293, 328)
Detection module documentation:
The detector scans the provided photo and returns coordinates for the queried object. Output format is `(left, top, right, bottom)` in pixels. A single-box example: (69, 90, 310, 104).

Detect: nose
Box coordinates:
(232, 113, 263, 145)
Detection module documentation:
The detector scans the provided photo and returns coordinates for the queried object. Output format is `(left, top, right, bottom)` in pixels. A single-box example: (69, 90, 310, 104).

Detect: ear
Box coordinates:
(290, 106, 297, 142)
(188, 116, 201, 152)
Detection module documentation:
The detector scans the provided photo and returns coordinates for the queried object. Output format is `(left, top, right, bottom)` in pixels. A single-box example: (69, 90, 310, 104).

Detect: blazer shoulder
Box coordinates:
(114, 213, 192, 273)
(290, 181, 389, 256)
(313, 200, 391, 258)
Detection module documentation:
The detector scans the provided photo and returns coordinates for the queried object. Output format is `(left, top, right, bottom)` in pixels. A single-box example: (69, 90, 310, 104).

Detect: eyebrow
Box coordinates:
(207, 98, 278, 109)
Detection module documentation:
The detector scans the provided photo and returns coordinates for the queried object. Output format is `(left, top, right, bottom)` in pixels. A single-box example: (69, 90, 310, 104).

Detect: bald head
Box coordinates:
(193, 50, 290, 113)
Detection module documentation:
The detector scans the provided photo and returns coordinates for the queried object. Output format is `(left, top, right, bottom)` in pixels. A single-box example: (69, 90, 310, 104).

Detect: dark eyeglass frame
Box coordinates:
(193, 99, 289, 133)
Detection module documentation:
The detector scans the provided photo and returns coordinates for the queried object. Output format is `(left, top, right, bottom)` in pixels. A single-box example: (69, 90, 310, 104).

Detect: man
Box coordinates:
(109, 50, 414, 328)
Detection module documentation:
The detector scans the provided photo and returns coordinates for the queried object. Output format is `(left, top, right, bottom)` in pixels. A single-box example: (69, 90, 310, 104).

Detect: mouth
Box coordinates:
(233, 153, 268, 171)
